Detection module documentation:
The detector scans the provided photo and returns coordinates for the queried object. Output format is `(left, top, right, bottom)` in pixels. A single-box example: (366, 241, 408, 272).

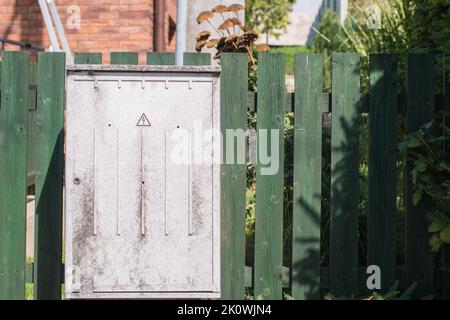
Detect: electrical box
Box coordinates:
(64, 65, 221, 299)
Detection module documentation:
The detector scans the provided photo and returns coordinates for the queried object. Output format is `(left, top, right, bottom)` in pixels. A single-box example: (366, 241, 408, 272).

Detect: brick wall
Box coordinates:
(0, 0, 177, 63)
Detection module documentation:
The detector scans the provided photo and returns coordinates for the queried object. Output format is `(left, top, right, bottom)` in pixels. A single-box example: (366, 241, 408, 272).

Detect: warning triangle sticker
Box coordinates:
(136, 113, 151, 127)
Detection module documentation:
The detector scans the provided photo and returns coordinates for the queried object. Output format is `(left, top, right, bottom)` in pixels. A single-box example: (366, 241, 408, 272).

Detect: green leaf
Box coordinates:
(440, 224, 450, 244)
(428, 220, 447, 233)
(429, 233, 442, 252)
(418, 174, 431, 183)
(399, 282, 417, 300)
(407, 136, 422, 149)
(414, 159, 427, 172)
(412, 188, 423, 206)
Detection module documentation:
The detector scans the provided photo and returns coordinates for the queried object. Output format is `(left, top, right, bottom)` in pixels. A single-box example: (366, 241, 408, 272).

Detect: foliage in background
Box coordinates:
(310, 9, 348, 92)
(407, 0, 450, 63)
(270, 46, 309, 75)
(399, 119, 450, 252)
(311, 0, 411, 92)
(245, 0, 297, 42)
(312, 0, 450, 91)
(324, 281, 417, 300)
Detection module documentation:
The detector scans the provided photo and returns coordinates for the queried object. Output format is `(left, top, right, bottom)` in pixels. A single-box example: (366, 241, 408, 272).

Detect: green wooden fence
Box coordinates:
(0, 51, 449, 300)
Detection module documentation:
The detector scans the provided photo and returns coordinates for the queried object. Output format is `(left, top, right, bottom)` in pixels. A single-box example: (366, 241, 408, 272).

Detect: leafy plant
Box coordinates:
(324, 281, 417, 300)
(245, 0, 296, 42)
(270, 46, 309, 75)
(398, 119, 450, 252)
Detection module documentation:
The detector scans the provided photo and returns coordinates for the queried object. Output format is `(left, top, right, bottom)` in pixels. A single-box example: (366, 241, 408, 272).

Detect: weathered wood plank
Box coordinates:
(147, 52, 175, 65)
(183, 52, 211, 66)
(329, 53, 360, 297)
(34, 52, 65, 300)
(292, 54, 323, 299)
(443, 64, 450, 299)
(405, 54, 436, 298)
(110, 52, 139, 65)
(367, 54, 398, 292)
(254, 53, 285, 300)
(74, 53, 102, 64)
(220, 53, 248, 300)
(0, 51, 29, 299)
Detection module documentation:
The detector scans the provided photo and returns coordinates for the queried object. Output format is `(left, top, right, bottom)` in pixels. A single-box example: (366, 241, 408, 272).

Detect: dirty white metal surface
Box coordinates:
(65, 65, 221, 299)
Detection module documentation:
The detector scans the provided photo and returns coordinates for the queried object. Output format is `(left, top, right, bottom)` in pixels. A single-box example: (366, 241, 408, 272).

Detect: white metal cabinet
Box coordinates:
(65, 65, 221, 299)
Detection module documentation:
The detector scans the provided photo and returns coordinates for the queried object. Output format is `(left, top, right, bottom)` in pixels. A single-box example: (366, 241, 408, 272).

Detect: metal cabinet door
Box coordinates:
(65, 66, 220, 299)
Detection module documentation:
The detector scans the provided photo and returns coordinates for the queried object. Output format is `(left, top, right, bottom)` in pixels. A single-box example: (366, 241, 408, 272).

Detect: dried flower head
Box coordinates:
(195, 39, 208, 52)
(219, 20, 234, 30)
(229, 18, 242, 26)
(225, 34, 238, 43)
(206, 38, 220, 48)
(228, 3, 245, 12)
(196, 31, 211, 41)
(212, 5, 228, 13)
(196, 11, 214, 24)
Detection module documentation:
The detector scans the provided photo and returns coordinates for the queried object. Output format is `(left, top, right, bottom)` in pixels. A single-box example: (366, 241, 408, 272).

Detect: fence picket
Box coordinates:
(330, 53, 360, 297)
(368, 54, 398, 292)
(220, 53, 248, 299)
(183, 52, 211, 66)
(405, 54, 436, 297)
(110, 52, 139, 65)
(292, 54, 323, 299)
(443, 66, 450, 299)
(147, 52, 175, 65)
(34, 52, 65, 300)
(0, 51, 29, 300)
(74, 53, 102, 64)
(254, 53, 285, 300)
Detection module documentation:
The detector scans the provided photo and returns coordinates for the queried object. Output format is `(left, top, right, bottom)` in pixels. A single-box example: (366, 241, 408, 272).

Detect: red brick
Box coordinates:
(0, 0, 176, 56)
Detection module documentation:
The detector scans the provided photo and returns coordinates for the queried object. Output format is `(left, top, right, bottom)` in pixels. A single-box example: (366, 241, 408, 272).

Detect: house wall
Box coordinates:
(268, 0, 348, 46)
(0, 0, 177, 63)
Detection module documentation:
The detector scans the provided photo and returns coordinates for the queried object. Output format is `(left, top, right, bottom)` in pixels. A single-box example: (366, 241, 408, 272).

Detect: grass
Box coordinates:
(25, 284, 33, 300)
(269, 46, 310, 75)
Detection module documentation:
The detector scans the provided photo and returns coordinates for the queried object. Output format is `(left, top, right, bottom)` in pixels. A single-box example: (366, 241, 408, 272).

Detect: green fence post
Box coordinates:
(183, 52, 211, 66)
(147, 52, 175, 65)
(74, 53, 102, 64)
(292, 54, 323, 299)
(254, 53, 285, 300)
(110, 52, 139, 65)
(367, 54, 398, 293)
(443, 65, 450, 299)
(329, 53, 360, 297)
(34, 52, 65, 300)
(405, 54, 436, 298)
(0, 51, 29, 300)
(220, 53, 248, 300)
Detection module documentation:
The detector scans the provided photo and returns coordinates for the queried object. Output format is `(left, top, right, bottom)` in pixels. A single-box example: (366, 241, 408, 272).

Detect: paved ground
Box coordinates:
(26, 196, 35, 259)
